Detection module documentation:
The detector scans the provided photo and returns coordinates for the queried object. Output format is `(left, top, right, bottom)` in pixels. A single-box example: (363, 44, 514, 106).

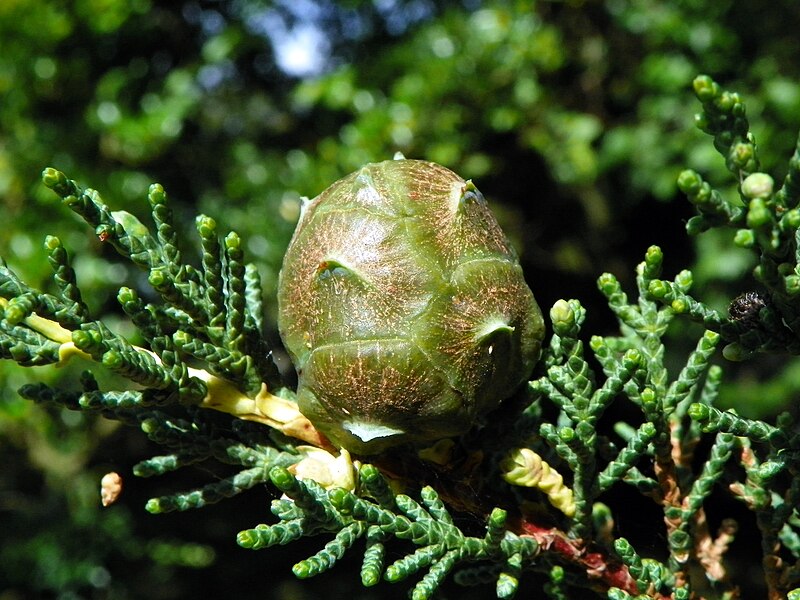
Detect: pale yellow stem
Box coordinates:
(2, 301, 330, 450)
(501, 447, 576, 517)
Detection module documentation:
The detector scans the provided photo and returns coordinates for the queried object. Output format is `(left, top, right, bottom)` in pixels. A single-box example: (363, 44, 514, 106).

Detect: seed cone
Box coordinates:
(278, 159, 544, 454)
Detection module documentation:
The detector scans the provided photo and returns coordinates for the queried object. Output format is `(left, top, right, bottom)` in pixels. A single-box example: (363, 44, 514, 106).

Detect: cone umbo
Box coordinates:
(278, 159, 545, 454)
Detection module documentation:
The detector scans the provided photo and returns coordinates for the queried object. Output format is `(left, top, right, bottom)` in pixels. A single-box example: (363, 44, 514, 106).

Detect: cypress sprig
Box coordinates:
(33, 167, 281, 408)
(78, 389, 158, 411)
(305, 485, 540, 596)
(530, 376, 572, 412)
(216, 440, 276, 467)
(395, 492, 432, 523)
(688, 404, 781, 442)
(642, 558, 675, 592)
(386, 543, 447, 582)
(685, 434, 736, 517)
(44, 168, 158, 270)
(646, 277, 724, 330)
(663, 330, 720, 414)
(117, 287, 162, 341)
(589, 348, 641, 415)
(223, 232, 247, 355)
(72, 322, 175, 389)
(0, 260, 25, 300)
(244, 263, 264, 335)
(599, 251, 679, 395)
(196, 215, 226, 338)
(270, 466, 342, 526)
(613, 538, 649, 594)
(147, 266, 207, 324)
(2, 282, 84, 330)
(329, 487, 382, 521)
(18, 382, 82, 410)
(692, 74, 759, 176)
(597, 422, 657, 492)
(293, 521, 367, 578)
(776, 481, 800, 555)
(506, 530, 540, 563)
(590, 334, 626, 377)
(542, 300, 596, 416)
(136, 416, 296, 487)
(7, 172, 257, 418)
(0, 319, 61, 365)
(145, 464, 270, 513)
(242, 262, 283, 389)
(132, 452, 206, 477)
(74, 393, 148, 426)
(71, 324, 109, 360)
(484, 508, 507, 553)
(237, 520, 305, 549)
(677, 169, 746, 232)
(359, 463, 397, 510)
(539, 422, 579, 471)
(673, 365, 721, 475)
(44, 235, 89, 322)
(546, 359, 594, 416)
(561, 436, 595, 536)
(729, 448, 772, 510)
(420, 486, 452, 524)
(102, 347, 173, 389)
(531, 246, 726, 571)
(361, 526, 389, 586)
(138, 412, 209, 448)
(271, 498, 303, 521)
(172, 329, 260, 394)
(412, 549, 459, 600)
(547, 298, 587, 363)
(592, 338, 648, 405)
(669, 433, 736, 561)
(394, 495, 455, 546)
(667, 76, 800, 359)
(597, 273, 646, 330)
(673, 585, 691, 600)
(697, 363, 723, 408)
(148, 183, 182, 275)
(97, 213, 159, 268)
(154, 333, 206, 403)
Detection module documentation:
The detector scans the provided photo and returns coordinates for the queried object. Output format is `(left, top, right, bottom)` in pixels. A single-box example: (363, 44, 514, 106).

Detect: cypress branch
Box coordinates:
(8, 76, 800, 598)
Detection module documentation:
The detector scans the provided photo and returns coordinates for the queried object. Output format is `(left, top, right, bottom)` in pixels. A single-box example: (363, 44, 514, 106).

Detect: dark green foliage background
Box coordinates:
(2, 0, 800, 597)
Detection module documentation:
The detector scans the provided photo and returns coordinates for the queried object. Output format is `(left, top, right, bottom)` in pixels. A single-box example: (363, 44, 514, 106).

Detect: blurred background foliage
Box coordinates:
(3, 0, 800, 597)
